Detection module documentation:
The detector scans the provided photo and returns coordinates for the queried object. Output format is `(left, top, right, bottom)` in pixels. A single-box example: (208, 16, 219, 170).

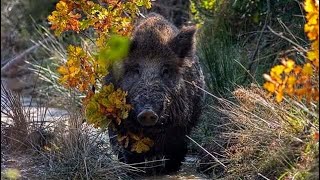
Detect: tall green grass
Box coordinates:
(197, 21, 249, 97)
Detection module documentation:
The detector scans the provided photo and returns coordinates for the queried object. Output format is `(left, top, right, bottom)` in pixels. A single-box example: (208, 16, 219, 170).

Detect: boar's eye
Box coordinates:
(125, 64, 140, 78)
(161, 66, 171, 79)
(132, 66, 140, 78)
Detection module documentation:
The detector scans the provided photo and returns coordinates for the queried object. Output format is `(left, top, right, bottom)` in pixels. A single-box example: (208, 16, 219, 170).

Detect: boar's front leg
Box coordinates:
(163, 128, 188, 173)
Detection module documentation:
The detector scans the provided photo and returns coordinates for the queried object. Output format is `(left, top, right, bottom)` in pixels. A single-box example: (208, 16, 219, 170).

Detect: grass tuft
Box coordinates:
(196, 84, 319, 179)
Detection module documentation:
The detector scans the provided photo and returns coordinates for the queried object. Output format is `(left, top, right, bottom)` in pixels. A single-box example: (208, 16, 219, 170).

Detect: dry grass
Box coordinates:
(41, 108, 136, 180)
(1, 82, 53, 152)
(1, 81, 55, 179)
(0, 83, 136, 179)
(197, 84, 319, 179)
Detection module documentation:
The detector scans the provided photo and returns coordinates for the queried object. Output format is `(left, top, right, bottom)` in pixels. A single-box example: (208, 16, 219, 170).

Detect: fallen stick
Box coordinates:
(1, 38, 49, 74)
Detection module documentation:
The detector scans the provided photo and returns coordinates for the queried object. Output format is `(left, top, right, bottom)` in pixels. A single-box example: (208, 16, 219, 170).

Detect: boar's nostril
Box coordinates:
(137, 110, 159, 126)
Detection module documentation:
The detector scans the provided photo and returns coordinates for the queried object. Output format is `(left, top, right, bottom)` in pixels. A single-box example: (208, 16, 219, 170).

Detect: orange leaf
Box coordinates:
(276, 91, 283, 103)
(287, 76, 296, 86)
(314, 132, 319, 141)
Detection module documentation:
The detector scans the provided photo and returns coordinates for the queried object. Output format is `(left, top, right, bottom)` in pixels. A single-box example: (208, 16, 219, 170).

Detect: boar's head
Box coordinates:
(107, 14, 196, 128)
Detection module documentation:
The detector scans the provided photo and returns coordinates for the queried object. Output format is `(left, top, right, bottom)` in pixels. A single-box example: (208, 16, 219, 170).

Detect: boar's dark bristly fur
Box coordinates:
(105, 13, 205, 175)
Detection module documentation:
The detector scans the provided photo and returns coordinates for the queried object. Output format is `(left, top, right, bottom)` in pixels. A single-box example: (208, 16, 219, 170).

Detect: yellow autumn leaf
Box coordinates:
(121, 110, 129, 119)
(302, 63, 313, 75)
(307, 50, 318, 61)
(276, 91, 284, 103)
(311, 40, 319, 51)
(68, 66, 81, 77)
(305, 24, 319, 40)
(284, 59, 295, 74)
(270, 65, 285, 77)
(57, 66, 68, 75)
(131, 137, 154, 153)
(141, 137, 154, 147)
(56, 1, 68, 12)
(132, 141, 150, 153)
(263, 82, 276, 93)
(305, 1, 316, 12)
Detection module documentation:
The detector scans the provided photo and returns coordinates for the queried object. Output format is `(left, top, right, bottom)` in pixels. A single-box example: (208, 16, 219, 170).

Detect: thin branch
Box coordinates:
(1, 38, 49, 73)
(111, 0, 122, 11)
(186, 135, 227, 168)
(267, 26, 307, 53)
(257, 173, 271, 180)
(244, 0, 271, 82)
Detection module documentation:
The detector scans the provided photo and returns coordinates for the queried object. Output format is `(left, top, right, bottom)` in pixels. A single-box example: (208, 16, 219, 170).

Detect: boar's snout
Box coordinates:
(137, 108, 159, 126)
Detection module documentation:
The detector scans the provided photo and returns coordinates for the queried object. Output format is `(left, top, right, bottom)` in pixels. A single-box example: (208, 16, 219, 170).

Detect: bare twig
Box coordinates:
(111, 0, 122, 11)
(267, 26, 307, 53)
(186, 135, 226, 168)
(258, 173, 271, 180)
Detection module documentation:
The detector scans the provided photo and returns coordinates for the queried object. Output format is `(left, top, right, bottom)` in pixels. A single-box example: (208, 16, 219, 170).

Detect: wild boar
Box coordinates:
(105, 13, 205, 174)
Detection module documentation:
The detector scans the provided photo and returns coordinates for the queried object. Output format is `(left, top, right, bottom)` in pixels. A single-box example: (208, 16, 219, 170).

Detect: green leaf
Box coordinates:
(98, 35, 130, 65)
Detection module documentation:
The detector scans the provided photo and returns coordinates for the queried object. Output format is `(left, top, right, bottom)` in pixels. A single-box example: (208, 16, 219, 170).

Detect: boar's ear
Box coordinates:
(169, 26, 196, 58)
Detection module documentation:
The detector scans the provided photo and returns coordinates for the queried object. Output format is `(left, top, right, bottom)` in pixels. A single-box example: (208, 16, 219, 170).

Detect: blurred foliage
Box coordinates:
(192, 0, 307, 93)
(190, 0, 302, 31)
(1, 0, 57, 61)
(1, 0, 56, 35)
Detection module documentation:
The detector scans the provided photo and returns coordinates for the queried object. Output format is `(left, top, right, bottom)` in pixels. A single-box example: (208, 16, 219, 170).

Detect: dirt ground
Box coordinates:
(1, 152, 208, 179)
